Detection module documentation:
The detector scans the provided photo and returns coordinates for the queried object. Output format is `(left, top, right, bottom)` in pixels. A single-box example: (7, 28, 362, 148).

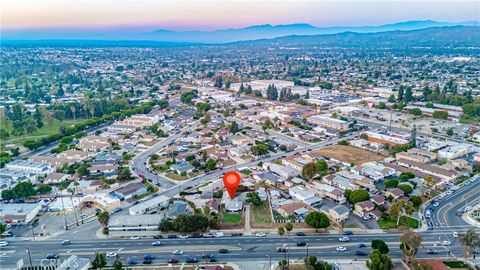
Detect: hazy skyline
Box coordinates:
(2, 0, 479, 31)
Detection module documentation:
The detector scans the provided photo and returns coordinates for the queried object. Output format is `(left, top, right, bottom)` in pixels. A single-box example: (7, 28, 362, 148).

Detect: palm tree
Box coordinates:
(97, 211, 110, 234)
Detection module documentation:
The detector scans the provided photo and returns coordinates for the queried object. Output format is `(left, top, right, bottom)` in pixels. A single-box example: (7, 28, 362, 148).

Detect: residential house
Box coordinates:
(354, 200, 375, 217)
(385, 188, 404, 200)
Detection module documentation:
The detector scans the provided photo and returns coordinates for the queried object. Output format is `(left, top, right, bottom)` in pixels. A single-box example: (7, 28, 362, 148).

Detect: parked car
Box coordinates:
(453, 232, 458, 238)
(442, 241, 452, 246)
(203, 233, 214, 238)
(168, 258, 179, 263)
(179, 235, 189, 239)
(143, 259, 153, 264)
(201, 253, 214, 259)
(427, 249, 438, 255)
(214, 232, 224, 238)
(153, 235, 163, 239)
(343, 231, 353, 235)
(0, 241, 9, 247)
(255, 232, 266, 237)
(209, 257, 218, 262)
(357, 243, 366, 248)
(106, 252, 117, 258)
(168, 234, 177, 239)
(130, 236, 140, 240)
(231, 233, 243, 237)
(296, 232, 306, 236)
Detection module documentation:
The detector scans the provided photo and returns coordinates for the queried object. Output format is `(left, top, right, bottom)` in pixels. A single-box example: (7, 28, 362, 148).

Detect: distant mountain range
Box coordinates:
(2, 20, 479, 43)
(240, 26, 480, 48)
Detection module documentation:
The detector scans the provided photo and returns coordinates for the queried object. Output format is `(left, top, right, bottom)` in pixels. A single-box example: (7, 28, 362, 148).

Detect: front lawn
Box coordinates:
(222, 210, 242, 224)
(378, 216, 419, 229)
(443, 261, 474, 270)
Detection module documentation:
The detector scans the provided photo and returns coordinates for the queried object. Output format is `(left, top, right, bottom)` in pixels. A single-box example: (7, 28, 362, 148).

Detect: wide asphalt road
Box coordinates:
(1, 230, 472, 269)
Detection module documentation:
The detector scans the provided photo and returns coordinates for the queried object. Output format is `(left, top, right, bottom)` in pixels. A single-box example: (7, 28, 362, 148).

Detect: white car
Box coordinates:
(339, 237, 350, 242)
(442, 241, 452, 246)
(452, 232, 458, 238)
(172, 250, 183, 255)
(256, 232, 267, 237)
(336, 247, 347, 252)
(203, 233, 214, 238)
(106, 252, 117, 258)
(130, 236, 140, 240)
(179, 235, 189, 239)
(433, 202, 440, 207)
(0, 240, 8, 247)
(363, 215, 372, 220)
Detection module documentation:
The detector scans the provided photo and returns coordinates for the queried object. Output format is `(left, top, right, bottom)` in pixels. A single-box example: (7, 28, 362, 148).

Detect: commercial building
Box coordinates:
(438, 144, 474, 160)
(0, 203, 42, 223)
(365, 131, 410, 146)
(108, 214, 162, 237)
(128, 195, 170, 215)
(306, 115, 349, 131)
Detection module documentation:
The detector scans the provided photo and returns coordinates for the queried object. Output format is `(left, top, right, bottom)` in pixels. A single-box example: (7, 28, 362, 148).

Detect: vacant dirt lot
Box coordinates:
(314, 145, 385, 164)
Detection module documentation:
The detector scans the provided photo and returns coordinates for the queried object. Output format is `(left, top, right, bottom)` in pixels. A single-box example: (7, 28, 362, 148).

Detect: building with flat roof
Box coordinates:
(438, 143, 474, 160)
(0, 203, 42, 223)
(5, 160, 55, 175)
(108, 214, 162, 237)
(129, 195, 170, 215)
(306, 115, 349, 131)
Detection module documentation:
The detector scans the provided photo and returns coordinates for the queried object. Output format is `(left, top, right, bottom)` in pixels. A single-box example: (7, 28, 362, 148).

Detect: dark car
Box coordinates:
(355, 250, 368, 256)
(127, 259, 138, 265)
(143, 259, 153, 264)
(168, 258, 179, 263)
(153, 235, 163, 239)
(209, 257, 218, 262)
(343, 231, 353, 235)
(277, 247, 288, 253)
(168, 234, 178, 239)
(144, 254, 155, 260)
(201, 253, 213, 259)
(231, 233, 243, 237)
(191, 233, 203, 238)
(296, 232, 306, 236)
(46, 254, 59, 260)
(297, 241, 307, 247)
(219, 249, 230, 254)
(186, 257, 200, 263)
(427, 249, 438, 255)
(357, 243, 366, 248)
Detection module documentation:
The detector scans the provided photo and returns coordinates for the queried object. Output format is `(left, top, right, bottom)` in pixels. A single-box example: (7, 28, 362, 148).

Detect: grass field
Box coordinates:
(1, 119, 84, 146)
(221, 210, 242, 224)
(165, 172, 190, 181)
(314, 145, 385, 164)
(378, 216, 420, 229)
(253, 203, 272, 224)
(443, 261, 473, 270)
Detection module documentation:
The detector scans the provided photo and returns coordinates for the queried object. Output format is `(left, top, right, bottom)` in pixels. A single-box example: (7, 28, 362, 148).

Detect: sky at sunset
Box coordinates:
(1, 0, 479, 31)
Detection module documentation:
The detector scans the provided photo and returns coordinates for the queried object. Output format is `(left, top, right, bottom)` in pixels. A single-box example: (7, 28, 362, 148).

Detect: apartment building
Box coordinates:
(306, 115, 349, 131)
(5, 160, 55, 175)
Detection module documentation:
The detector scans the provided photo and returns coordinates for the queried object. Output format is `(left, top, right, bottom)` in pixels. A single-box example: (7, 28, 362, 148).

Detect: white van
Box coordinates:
(214, 232, 224, 238)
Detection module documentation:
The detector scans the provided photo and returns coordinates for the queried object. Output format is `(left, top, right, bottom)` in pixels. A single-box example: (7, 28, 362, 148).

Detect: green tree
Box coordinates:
(302, 162, 318, 180)
(251, 144, 269, 156)
(305, 256, 332, 270)
(459, 228, 480, 259)
(316, 160, 328, 172)
(277, 226, 285, 236)
(204, 159, 217, 170)
(385, 179, 399, 188)
(34, 106, 44, 128)
(0, 223, 6, 235)
(36, 184, 52, 194)
(367, 249, 393, 270)
(305, 212, 330, 231)
(246, 192, 263, 207)
(409, 196, 422, 209)
(159, 219, 173, 232)
(347, 189, 370, 205)
(113, 256, 124, 270)
(432, 110, 448, 120)
(400, 231, 421, 263)
(371, 239, 390, 254)
(377, 102, 387, 109)
(91, 252, 107, 269)
(97, 211, 110, 232)
(398, 184, 413, 195)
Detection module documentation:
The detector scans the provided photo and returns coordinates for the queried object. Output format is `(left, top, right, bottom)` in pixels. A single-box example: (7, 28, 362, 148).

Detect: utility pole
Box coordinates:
(31, 225, 35, 240)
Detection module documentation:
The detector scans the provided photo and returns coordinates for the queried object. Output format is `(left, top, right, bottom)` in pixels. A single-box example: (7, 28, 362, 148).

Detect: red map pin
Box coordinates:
(223, 171, 241, 199)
